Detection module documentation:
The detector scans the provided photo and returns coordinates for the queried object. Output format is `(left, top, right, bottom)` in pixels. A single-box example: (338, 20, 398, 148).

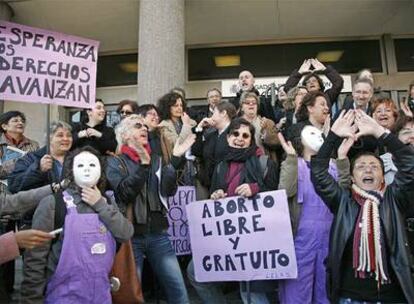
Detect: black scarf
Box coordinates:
(216, 145, 265, 192)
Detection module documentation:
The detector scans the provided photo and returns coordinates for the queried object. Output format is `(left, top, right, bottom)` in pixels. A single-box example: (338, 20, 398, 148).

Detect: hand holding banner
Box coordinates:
(186, 190, 297, 282)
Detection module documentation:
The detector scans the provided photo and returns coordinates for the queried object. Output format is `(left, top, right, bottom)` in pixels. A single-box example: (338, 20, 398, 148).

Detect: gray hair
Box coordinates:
(115, 114, 143, 147)
(50, 121, 72, 136)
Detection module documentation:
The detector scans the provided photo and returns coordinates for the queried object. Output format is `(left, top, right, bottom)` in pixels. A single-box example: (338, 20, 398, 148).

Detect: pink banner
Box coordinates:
(187, 190, 297, 282)
(0, 21, 99, 108)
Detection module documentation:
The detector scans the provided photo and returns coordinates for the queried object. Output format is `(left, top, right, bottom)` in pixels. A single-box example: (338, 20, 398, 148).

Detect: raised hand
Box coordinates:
(311, 58, 326, 72)
(278, 132, 296, 155)
(331, 110, 356, 139)
(337, 137, 355, 159)
(81, 185, 102, 206)
(401, 99, 413, 118)
(173, 133, 196, 157)
(134, 143, 151, 165)
(15, 229, 54, 249)
(197, 117, 215, 130)
(181, 112, 193, 126)
(298, 59, 312, 75)
(354, 109, 386, 139)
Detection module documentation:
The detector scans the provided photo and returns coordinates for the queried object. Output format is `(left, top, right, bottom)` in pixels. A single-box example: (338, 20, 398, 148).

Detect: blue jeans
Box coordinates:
(131, 232, 189, 304)
(187, 259, 269, 304)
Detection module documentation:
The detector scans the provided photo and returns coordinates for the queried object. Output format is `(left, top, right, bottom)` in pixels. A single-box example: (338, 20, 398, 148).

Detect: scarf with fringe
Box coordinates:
(351, 183, 389, 286)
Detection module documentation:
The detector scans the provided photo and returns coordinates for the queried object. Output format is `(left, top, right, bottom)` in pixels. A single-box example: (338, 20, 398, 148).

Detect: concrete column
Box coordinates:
(0, 1, 13, 21)
(0, 2, 13, 113)
(137, 0, 185, 105)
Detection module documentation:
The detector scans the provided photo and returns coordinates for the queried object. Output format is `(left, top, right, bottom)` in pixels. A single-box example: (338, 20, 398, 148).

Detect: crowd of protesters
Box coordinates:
(0, 59, 414, 304)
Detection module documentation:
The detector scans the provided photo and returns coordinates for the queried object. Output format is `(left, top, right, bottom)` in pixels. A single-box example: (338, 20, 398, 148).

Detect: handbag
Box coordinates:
(110, 204, 144, 304)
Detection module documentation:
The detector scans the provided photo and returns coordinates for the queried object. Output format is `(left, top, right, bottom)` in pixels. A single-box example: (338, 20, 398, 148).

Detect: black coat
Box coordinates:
(311, 131, 414, 303)
(71, 122, 117, 155)
(284, 65, 344, 108)
(7, 147, 62, 193)
(192, 127, 229, 189)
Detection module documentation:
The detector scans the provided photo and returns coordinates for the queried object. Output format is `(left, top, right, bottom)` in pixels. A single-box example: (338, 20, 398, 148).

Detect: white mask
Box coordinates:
(73, 152, 101, 188)
(301, 125, 324, 153)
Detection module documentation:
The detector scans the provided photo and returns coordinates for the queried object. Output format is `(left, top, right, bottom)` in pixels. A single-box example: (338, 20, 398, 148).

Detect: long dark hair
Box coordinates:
(80, 99, 106, 124)
(63, 146, 107, 193)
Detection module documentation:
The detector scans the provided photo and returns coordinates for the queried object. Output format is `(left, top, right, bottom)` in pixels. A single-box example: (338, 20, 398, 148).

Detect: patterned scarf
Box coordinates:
(351, 183, 389, 285)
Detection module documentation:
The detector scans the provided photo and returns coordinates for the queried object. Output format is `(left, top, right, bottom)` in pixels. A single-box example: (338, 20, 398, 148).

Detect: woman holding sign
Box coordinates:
(277, 122, 350, 304)
(188, 117, 279, 304)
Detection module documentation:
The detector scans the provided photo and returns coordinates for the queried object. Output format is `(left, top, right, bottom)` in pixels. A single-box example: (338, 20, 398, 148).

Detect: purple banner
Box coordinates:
(187, 190, 297, 282)
(0, 21, 99, 108)
(167, 186, 195, 256)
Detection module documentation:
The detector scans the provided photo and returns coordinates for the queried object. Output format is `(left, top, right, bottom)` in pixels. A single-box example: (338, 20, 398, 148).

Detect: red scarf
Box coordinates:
(120, 144, 151, 163)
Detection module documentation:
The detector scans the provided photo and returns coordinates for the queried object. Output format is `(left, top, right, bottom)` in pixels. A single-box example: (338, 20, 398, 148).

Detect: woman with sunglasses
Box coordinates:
(71, 99, 117, 155)
(239, 92, 280, 162)
(116, 99, 139, 120)
(188, 118, 279, 304)
(107, 114, 195, 304)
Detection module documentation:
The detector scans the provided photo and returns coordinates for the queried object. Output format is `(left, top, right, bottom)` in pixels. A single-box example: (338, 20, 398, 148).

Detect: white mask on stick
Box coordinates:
(301, 125, 324, 153)
(73, 152, 101, 188)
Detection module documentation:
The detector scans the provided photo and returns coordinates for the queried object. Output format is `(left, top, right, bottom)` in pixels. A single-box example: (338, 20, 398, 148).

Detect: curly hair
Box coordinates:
(157, 92, 186, 121)
(63, 146, 107, 193)
(302, 73, 325, 92)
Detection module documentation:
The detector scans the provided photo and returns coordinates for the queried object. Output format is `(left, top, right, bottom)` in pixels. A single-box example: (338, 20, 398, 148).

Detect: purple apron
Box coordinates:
(45, 191, 116, 304)
(280, 158, 337, 304)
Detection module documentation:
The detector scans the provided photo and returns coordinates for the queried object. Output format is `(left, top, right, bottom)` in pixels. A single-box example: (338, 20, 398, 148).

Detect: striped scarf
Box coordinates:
(351, 183, 389, 285)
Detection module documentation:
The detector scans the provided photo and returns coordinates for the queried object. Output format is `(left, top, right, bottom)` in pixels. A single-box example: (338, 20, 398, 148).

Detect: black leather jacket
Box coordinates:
(311, 131, 414, 303)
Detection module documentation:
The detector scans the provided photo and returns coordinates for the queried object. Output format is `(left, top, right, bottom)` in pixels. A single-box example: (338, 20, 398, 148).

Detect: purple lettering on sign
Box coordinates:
(167, 186, 195, 256)
(186, 190, 298, 282)
(0, 21, 99, 108)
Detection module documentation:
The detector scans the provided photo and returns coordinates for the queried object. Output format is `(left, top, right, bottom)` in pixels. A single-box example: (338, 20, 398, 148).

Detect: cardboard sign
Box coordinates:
(187, 190, 297, 282)
(167, 186, 195, 255)
(0, 21, 99, 108)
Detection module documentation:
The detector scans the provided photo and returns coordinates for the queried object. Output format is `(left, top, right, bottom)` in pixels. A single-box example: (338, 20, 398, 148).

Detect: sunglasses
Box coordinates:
(231, 131, 250, 139)
(134, 122, 148, 130)
(120, 111, 133, 116)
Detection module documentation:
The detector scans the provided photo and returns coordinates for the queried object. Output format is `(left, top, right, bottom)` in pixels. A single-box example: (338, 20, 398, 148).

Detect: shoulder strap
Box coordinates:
(259, 155, 269, 178)
(53, 191, 67, 230)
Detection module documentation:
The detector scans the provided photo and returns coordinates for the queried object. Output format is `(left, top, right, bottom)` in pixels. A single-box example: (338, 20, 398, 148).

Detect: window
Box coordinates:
(97, 54, 138, 87)
(394, 38, 414, 72)
(188, 40, 383, 81)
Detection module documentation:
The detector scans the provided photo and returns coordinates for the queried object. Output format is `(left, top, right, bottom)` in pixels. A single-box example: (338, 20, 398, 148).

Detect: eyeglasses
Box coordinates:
(231, 131, 250, 139)
(242, 101, 257, 106)
(120, 111, 133, 116)
(354, 164, 382, 171)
